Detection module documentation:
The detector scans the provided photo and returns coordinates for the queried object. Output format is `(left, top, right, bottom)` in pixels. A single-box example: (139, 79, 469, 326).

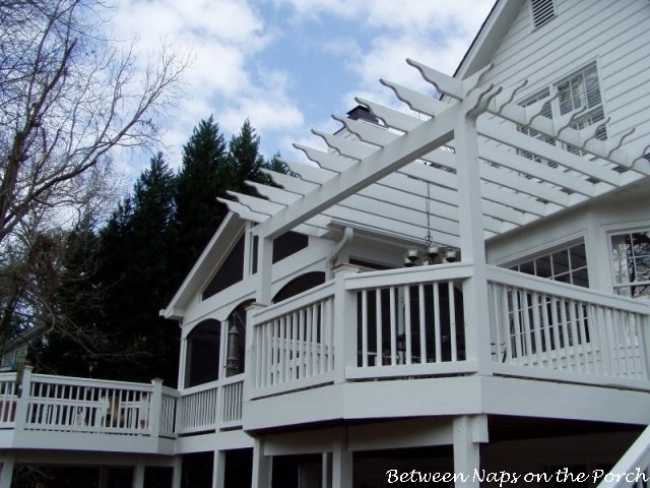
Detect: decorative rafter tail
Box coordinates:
(405, 58, 464, 99)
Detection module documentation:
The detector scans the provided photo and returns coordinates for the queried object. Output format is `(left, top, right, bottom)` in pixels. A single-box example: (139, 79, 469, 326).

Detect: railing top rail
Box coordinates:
(161, 385, 180, 397)
(0, 372, 18, 381)
(253, 280, 336, 324)
(30, 373, 157, 391)
(345, 261, 474, 290)
(180, 380, 223, 396)
(486, 265, 650, 314)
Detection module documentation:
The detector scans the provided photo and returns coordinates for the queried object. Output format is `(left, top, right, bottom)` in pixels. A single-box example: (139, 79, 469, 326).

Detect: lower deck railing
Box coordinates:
(175, 376, 244, 434)
(0, 369, 245, 445)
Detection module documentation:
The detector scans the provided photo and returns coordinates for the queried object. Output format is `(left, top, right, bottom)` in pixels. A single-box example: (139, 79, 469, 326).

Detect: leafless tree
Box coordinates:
(0, 0, 187, 247)
(0, 0, 188, 341)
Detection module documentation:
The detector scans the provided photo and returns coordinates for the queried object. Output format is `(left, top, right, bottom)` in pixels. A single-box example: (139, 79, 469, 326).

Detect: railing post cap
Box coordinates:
(246, 302, 267, 311)
(151, 378, 164, 385)
(333, 262, 361, 275)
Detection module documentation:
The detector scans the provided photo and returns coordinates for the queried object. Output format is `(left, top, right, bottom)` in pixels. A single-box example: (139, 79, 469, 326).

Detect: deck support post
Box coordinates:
(453, 416, 485, 488)
(322, 452, 331, 488)
(0, 455, 14, 488)
(132, 459, 145, 488)
(454, 111, 493, 375)
(332, 429, 352, 488)
(98, 467, 109, 488)
(171, 456, 182, 488)
(251, 438, 271, 488)
(212, 450, 226, 488)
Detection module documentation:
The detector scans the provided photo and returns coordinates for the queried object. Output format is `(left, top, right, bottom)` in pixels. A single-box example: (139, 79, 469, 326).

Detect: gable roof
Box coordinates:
(454, 0, 520, 80)
(161, 212, 245, 320)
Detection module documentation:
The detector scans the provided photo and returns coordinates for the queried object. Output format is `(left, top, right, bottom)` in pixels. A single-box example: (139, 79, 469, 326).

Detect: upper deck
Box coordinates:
(1, 260, 649, 451)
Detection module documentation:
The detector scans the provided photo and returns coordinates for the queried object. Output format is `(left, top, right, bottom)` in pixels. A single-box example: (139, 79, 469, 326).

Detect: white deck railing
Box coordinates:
(249, 262, 650, 398)
(22, 373, 161, 434)
(175, 376, 244, 434)
(0, 373, 18, 428)
(345, 263, 476, 380)
(487, 266, 650, 388)
(250, 281, 336, 398)
(595, 424, 650, 488)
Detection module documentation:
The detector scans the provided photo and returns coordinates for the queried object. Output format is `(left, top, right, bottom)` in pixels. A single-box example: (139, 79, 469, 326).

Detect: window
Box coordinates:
(516, 63, 607, 164)
(510, 242, 589, 288)
(203, 235, 245, 300)
(530, 0, 555, 28)
(611, 229, 650, 298)
(557, 63, 607, 155)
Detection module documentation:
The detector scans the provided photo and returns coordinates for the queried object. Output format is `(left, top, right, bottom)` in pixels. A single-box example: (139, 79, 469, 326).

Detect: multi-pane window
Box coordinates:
(510, 242, 589, 288)
(611, 230, 650, 298)
(516, 62, 607, 162)
(557, 63, 607, 155)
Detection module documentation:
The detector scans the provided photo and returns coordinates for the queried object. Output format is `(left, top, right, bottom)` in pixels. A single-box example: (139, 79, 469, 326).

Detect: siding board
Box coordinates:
(475, 0, 650, 154)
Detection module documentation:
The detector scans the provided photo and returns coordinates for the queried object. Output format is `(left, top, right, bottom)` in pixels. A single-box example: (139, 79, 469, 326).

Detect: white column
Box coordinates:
(98, 467, 109, 488)
(212, 450, 226, 488)
(331, 430, 352, 488)
(333, 264, 361, 384)
(171, 456, 183, 488)
(251, 438, 271, 488)
(245, 302, 266, 402)
(453, 416, 481, 488)
(322, 453, 331, 488)
(150, 378, 163, 438)
(177, 335, 188, 389)
(0, 455, 14, 488)
(454, 113, 493, 374)
(257, 236, 274, 305)
(132, 459, 145, 488)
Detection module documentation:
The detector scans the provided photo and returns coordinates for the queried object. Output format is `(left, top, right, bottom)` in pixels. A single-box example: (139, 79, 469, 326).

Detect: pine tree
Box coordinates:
(227, 119, 268, 195)
(174, 117, 231, 277)
(94, 153, 180, 384)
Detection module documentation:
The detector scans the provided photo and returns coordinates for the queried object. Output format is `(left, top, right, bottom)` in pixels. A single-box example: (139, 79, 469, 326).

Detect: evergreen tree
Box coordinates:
(94, 153, 180, 384)
(174, 117, 230, 277)
(227, 119, 268, 195)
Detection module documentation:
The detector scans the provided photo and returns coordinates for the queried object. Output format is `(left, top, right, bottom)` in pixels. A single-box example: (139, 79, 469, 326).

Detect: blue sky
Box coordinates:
(108, 0, 495, 175)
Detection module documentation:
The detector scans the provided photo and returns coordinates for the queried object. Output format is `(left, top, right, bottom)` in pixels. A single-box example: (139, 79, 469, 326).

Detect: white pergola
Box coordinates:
(219, 60, 650, 303)
(222, 60, 649, 245)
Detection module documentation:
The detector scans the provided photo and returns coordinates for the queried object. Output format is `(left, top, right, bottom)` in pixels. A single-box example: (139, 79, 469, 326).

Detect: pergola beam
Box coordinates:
(256, 103, 460, 239)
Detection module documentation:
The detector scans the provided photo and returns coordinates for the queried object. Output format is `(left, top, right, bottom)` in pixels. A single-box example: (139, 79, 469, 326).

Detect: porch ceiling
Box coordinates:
(219, 60, 650, 248)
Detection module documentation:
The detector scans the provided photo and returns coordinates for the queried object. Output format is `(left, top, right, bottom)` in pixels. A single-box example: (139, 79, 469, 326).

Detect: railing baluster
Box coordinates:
(448, 281, 458, 363)
(418, 284, 426, 363)
(404, 285, 412, 365)
(389, 287, 397, 365)
(361, 290, 368, 367)
(375, 289, 382, 367)
(433, 282, 442, 363)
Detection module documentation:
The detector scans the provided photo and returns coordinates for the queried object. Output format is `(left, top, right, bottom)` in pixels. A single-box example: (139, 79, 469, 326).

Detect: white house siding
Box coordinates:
(477, 0, 650, 152)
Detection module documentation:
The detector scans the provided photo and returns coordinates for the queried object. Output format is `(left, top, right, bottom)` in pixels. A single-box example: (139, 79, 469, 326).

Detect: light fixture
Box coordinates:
(403, 181, 459, 267)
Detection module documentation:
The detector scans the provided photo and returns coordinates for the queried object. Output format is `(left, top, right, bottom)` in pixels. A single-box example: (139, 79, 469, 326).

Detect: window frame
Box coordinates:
(508, 241, 590, 289)
(608, 226, 650, 299)
(515, 61, 607, 161)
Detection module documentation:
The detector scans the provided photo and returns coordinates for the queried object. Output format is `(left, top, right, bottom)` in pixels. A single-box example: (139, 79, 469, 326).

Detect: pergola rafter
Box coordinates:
(217, 60, 648, 250)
